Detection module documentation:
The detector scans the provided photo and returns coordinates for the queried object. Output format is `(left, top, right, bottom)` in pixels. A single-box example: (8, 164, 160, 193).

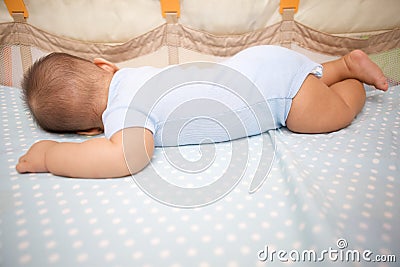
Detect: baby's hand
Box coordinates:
(16, 140, 59, 174)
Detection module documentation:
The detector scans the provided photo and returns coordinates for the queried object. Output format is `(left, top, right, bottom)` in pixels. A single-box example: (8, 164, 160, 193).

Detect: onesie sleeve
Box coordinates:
(102, 106, 156, 139)
(101, 68, 158, 139)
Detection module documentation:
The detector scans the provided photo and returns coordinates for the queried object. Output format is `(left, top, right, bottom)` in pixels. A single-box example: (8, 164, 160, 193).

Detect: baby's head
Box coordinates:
(22, 52, 117, 134)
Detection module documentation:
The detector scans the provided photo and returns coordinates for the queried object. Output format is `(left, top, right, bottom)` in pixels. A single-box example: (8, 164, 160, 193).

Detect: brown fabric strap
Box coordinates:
(165, 12, 180, 65)
(19, 44, 32, 74)
(10, 13, 32, 74)
(0, 45, 13, 86)
(280, 8, 295, 48)
(11, 12, 26, 23)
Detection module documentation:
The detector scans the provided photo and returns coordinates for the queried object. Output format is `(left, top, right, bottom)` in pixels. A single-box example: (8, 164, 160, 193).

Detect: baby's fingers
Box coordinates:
(16, 154, 48, 174)
(16, 155, 36, 173)
(16, 159, 29, 173)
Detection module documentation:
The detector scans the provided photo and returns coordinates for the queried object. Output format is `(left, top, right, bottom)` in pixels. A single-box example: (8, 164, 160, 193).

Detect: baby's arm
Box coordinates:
(16, 128, 154, 178)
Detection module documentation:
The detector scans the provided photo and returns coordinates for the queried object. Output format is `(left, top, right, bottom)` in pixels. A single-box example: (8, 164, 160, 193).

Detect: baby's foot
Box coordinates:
(344, 50, 389, 91)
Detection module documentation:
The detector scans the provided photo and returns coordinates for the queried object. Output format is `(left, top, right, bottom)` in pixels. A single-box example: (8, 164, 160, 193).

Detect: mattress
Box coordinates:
(0, 84, 399, 266)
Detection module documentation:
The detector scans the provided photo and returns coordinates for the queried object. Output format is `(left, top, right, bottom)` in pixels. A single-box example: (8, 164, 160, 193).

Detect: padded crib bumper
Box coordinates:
(1, 0, 400, 87)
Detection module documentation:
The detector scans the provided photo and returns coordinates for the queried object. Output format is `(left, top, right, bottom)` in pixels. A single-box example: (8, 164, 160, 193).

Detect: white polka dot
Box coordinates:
(42, 228, 53, 237)
(198, 262, 210, 267)
(46, 240, 56, 249)
(384, 212, 393, 219)
(214, 247, 224, 255)
(76, 253, 88, 263)
(92, 228, 103, 236)
(72, 240, 83, 249)
(214, 223, 223, 231)
(201, 235, 211, 243)
(238, 222, 247, 229)
(143, 227, 152, 234)
(99, 240, 109, 248)
(312, 225, 322, 233)
(61, 208, 70, 215)
(176, 236, 186, 244)
(112, 218, 121, 224)
(18, 241, 29, 250)
(251, 233, 260, 241)
(68, 228, 79, 236)
(359, 222, 368, 230)
(388, 165, 396, 171)
(135, 217, 144, 224)
(275, 232, 285, 239)
(19, 254, 32, 264)
(362, 211, 371, 218)
(105, 252, 115, 261)
(343, 204, 351, 210)
(356, 235, 366, 243)
(187, 248, 197, 257)
(48, 253, 60, 263)
(160, 249, 170, 258)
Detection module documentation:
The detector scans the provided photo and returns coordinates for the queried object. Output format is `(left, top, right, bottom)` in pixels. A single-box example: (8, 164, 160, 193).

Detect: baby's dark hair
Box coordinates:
(22, 52, 106, 133)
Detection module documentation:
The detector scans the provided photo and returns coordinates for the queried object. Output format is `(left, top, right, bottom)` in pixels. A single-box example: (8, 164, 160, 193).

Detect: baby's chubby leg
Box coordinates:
(320, 50, 388, 90)
(286, 76, 365, 133)
(286, 50, 387, 133)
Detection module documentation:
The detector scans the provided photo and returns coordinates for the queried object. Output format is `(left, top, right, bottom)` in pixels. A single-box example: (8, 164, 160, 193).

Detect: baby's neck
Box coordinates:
(97, 72, 114, 127)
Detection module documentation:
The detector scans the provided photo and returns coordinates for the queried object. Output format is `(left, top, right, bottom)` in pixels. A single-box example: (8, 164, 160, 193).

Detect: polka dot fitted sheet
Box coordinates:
(0, 85, 399, 267)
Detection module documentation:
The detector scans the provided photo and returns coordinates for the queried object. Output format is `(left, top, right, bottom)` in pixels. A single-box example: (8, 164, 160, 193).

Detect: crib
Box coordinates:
(1, 0, 399, 266)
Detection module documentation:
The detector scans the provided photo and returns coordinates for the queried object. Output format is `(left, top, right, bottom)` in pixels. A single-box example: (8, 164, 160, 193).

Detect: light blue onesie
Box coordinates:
(102, 45, 322, 146)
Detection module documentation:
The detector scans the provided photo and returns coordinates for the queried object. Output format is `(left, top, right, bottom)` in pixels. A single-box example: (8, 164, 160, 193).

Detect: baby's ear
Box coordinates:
(93, 58, 119, 74)
(76, 128, 103, 136)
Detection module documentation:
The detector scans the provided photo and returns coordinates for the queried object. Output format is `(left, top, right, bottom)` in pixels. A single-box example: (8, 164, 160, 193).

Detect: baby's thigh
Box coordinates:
(286, 75, 355, 133)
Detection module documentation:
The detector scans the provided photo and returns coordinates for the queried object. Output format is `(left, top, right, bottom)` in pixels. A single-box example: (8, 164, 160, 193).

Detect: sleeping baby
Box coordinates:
(16, 45, 388, 178)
